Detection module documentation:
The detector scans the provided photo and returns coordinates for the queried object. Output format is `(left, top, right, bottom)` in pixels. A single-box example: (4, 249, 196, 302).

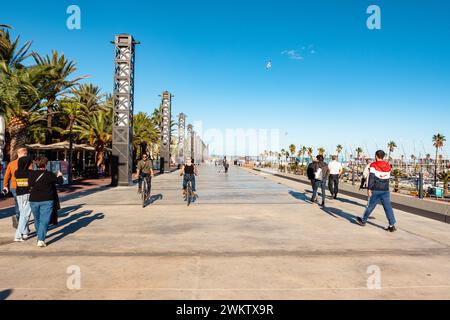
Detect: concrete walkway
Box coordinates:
(0, 164, 449, 299)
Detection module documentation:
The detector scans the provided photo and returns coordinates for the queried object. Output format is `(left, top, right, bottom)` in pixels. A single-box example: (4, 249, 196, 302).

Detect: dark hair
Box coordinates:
(375, 150, 386, 159)
(316, 155, 324, 162)
(35, 157, 48, 169)
(332, 155, 337, 161)
(142, 153, 148, 158)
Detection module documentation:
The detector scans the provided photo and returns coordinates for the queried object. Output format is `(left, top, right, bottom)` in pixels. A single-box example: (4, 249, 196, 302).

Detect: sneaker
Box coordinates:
(385, 225, 397, 232)
(37, 240, 46, 247)
(14, 238, 24, 242)
(12, 215, 18, 229)
(356, 217, 366, 226)
(22, 234, 29, 240)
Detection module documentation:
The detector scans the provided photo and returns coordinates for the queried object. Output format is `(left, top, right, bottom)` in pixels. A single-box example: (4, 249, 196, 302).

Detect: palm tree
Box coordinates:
(0, 62, 51, 159)
(70, 83, 105, 113)
(301, 146, 307, 165)
(72, 108, 112, 168)
(307, 147, 313, 162)
(392, 168, 403, 193)
(32, 51, 85, 146)
(432, 133, 446, 186)
(133, 112, 159, 161)
(387, 141, 397, 162)
(356, 147, 363, 159)
(438, 171, 450, 195)
(336, 144, 343, 161)
(0, 25, 32, 69)
(318, 147, 325, 156)
(289, 144, 296, 162)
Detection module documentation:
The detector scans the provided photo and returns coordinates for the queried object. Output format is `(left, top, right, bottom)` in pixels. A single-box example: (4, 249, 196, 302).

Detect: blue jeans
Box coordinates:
(15, 194, 32, 239)
(183, 174, 196, 192)
(30, 200, 54, 242)
(312, 179, 326, 202)
(11, 188, 20, 219)
(362, 190, 396, 225)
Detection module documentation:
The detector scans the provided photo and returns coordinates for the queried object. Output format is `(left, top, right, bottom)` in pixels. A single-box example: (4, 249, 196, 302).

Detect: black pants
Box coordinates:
(328, 174, 340, 196)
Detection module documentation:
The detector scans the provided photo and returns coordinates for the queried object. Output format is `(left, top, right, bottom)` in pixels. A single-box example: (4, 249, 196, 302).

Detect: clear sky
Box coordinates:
(2, 0, 450, 157)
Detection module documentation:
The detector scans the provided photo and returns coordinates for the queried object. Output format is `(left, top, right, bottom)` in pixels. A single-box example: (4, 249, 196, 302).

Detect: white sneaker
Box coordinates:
(14, 238, 24, 242)
(22, 234, 29, 240)
(37, 240, 46, 247)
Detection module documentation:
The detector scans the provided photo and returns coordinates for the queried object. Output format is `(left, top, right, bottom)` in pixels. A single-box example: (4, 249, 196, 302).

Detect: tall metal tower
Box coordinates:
(111, 34, 139, 186)
(177, 113, 186, 165)
(160, 91, 172, 173)
(187, 124, 194, 160)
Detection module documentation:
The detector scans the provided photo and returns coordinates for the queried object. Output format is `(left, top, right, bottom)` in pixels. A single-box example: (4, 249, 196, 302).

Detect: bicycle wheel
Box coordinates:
(186, 181, 192, 206)
(142, 178, 147, 207)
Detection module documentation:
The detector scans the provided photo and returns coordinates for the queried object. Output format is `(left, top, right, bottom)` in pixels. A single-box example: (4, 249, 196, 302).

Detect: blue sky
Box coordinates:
(2, 0, 450, 157)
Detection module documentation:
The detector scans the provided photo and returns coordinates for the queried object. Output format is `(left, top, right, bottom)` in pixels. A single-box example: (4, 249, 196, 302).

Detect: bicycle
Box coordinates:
(184, 174, 194, 206)
(140, 174, 151, 207)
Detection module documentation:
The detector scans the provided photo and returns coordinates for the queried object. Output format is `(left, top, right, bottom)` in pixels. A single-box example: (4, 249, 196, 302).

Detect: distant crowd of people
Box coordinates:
(306, 150, 397, 232)
(3, 147, 64, 247)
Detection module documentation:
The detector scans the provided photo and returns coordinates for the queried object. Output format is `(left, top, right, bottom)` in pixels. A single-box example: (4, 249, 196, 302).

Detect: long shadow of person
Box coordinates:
(336, 197, 367, 208)
(144, 194, 163, 207)
(320, 206, 386, 230)
(0, 289, 13, 300)
(26, 210, 95, 241)
(288, 190, 310, 203)
(45, 212, 105, 246)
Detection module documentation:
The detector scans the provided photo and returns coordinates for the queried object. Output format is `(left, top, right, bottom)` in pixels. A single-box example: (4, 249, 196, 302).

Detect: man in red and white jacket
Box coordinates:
(356, 150, 397, 232)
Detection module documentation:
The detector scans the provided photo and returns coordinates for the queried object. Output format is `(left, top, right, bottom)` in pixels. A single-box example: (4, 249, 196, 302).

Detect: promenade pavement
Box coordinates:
(0, 164, 449, 299)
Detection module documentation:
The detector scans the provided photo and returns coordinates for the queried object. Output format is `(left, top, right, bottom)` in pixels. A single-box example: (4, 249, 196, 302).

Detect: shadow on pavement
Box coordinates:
(320, 206, 386, 230)
(46, 212, 105, 246)
(144, 194, 163, 207)
(0, 289, 13, 300)
(337, 197, 367, 208)
(0, 207, 14, 220)
(288, 190, 310, 203)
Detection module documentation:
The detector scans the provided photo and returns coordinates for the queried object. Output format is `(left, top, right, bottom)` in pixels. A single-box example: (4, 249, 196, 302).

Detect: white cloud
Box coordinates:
(281, 49, 303, 60)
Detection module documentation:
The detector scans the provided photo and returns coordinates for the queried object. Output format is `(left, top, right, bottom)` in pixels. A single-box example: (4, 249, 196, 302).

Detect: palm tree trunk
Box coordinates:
(68, 126, 74, 184)
(8, 117, 28, 161)
(434, 147, 438, 186)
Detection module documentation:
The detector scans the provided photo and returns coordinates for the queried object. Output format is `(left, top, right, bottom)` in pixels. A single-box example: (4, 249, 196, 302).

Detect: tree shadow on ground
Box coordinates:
(46, 212, 105, 246)
(144, 194, 163, 207)
(0, 289, 12, 300)
(320, 206, 386, 230)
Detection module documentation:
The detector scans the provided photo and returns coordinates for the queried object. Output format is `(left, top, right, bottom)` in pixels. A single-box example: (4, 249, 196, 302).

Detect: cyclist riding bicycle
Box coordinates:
(223, 156, 229, 173)
(136, 153, 154, 194)
(180, 157, 198, 197)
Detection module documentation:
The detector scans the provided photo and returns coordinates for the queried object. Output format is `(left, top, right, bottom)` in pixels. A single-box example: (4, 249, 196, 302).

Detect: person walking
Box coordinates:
(3, 147, 28, 228)
(310, 155, 329, 207)
(29, 157, 64, 247)
(328, 155, 343, 199)
(13, 156, 33, 242)
(356, 150, 397, 232)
